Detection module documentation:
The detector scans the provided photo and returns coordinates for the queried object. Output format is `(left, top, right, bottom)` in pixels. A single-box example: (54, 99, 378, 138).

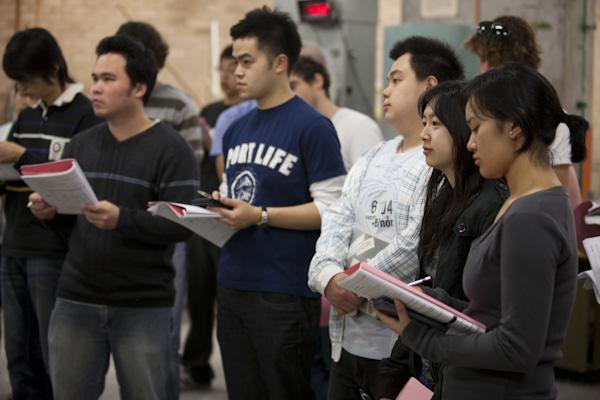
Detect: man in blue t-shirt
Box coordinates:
(210, 7, 346, 400)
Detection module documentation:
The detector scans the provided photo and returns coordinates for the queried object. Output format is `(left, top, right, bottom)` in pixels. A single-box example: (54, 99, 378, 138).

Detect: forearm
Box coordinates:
(267, 202, 321, 230)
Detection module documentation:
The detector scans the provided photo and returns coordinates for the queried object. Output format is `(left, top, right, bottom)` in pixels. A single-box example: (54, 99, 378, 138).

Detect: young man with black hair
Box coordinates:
(1, 27, 101, 399)
(115, 21, 204, 399)
(211, 6, 346, 400)
(29, 35, 198, 400)
(308, 36, 464, 400)
(290, 56, 382, 170)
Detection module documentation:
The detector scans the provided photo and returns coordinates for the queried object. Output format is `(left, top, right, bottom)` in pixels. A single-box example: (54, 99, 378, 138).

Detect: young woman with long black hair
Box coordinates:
(376, 81, 507, 399)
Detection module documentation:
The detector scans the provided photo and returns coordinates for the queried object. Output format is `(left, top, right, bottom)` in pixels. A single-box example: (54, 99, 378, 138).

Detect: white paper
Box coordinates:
(148, 202, 233, 247)
(21, 161, 97, 214)
(579, 236, 600, 304)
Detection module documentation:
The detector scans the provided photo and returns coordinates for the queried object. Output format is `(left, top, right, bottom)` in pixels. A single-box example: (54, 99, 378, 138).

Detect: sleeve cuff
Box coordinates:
(115, 207, 131, 233)
(310, 263, 344, 295)
(14, 149, 35, 169)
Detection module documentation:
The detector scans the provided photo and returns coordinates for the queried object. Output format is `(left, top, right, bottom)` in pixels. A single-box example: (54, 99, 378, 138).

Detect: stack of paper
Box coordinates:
(579, 236, 600, 304)
(20, 158, 97, 214)
(147, 202, 233, 247)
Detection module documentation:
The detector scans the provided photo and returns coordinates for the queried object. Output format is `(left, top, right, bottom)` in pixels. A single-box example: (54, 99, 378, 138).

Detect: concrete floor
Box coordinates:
(1, 313, 600, 399)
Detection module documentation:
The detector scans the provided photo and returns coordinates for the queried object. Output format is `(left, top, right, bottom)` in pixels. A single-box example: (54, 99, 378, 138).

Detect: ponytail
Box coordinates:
(563, 113, 588, 163)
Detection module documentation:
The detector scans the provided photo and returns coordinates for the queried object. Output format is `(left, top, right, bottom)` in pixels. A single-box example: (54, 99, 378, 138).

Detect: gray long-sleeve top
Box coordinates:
(402, 187, 577, 399)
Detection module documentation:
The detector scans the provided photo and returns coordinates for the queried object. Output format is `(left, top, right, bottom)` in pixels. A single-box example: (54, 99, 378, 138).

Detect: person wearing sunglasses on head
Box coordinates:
(464, 16, 586, 209)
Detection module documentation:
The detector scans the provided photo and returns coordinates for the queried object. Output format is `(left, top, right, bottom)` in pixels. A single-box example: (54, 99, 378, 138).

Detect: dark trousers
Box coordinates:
(2, 255, 63, 400)
(328, 349, 382, 400)
(311, 326, 332, 400)
(182, 235, 219, 382)
(217, 285, 320, 400)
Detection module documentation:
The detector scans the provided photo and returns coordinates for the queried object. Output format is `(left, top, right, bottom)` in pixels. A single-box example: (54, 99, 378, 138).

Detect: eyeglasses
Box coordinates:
(476, 21, 509, 37)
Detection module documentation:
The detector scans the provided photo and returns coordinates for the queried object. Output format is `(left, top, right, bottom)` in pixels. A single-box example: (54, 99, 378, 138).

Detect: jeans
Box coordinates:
(2, 255, 63, 400)
(217, 285, 320, 400)
(328, 349, 382, 400)
(48, 298, 172, 400)
(168, 241, 186, 399)
(182, 235, 219, 383)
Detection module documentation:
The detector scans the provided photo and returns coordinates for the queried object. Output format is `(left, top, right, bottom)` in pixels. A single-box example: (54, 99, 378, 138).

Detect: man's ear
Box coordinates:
(133, 82, 148, 100)
(273, 53, 289, 75)
(424, 75, 439, 89)
(312, 72, 325, 90)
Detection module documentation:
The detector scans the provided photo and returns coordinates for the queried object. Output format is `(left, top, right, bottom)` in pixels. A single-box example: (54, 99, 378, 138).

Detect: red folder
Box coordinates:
(20, 159, 75, 175)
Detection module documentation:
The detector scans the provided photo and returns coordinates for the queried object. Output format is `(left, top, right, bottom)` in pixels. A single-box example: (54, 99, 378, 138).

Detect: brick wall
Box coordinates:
(0, 0, 270, 123)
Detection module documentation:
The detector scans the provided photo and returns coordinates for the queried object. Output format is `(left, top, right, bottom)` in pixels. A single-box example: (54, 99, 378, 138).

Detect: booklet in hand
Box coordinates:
(20, 158, 97, 215)
(339, 262, 486, 335)
(147, 201, 233, 247)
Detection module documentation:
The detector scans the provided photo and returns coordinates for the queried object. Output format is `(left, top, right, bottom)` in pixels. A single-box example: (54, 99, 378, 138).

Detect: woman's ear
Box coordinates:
(508, 124, 523, 140)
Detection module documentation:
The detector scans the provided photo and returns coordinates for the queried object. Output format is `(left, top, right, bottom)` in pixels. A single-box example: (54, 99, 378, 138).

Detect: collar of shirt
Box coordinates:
(35, 83, 85, 116)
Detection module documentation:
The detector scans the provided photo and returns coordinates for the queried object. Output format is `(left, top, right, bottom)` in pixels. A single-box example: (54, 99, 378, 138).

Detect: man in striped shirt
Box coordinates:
(1, 27, 102, 399)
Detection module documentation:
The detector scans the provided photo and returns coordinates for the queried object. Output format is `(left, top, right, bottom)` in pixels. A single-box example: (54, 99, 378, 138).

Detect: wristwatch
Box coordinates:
(258, 206, 269, 228)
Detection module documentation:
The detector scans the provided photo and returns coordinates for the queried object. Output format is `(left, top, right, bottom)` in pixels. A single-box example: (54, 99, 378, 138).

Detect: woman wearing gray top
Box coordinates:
(377, 63, 588, 399)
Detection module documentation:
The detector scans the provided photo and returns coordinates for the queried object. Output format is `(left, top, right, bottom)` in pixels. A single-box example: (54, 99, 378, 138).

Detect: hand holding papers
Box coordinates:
(579, 236, 600, 304)
(20, 159, 97, 214)
(339, 263, 486, 335)
(148, 202, 233, 247)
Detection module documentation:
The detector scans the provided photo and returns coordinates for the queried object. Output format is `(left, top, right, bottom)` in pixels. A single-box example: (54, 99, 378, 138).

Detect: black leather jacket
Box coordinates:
(376, 179, 508, 399)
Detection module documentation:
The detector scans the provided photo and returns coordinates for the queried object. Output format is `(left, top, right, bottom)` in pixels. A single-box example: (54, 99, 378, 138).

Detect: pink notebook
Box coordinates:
(395, 377, 433, 400)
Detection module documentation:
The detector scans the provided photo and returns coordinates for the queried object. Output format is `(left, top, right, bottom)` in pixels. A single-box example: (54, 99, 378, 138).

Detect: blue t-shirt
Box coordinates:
(210, 99, 256, 156)
(219, 96, 346, 298)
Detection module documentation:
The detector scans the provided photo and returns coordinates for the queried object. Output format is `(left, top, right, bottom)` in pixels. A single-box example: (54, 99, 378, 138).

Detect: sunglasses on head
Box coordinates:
(477, 21, 509, 37)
